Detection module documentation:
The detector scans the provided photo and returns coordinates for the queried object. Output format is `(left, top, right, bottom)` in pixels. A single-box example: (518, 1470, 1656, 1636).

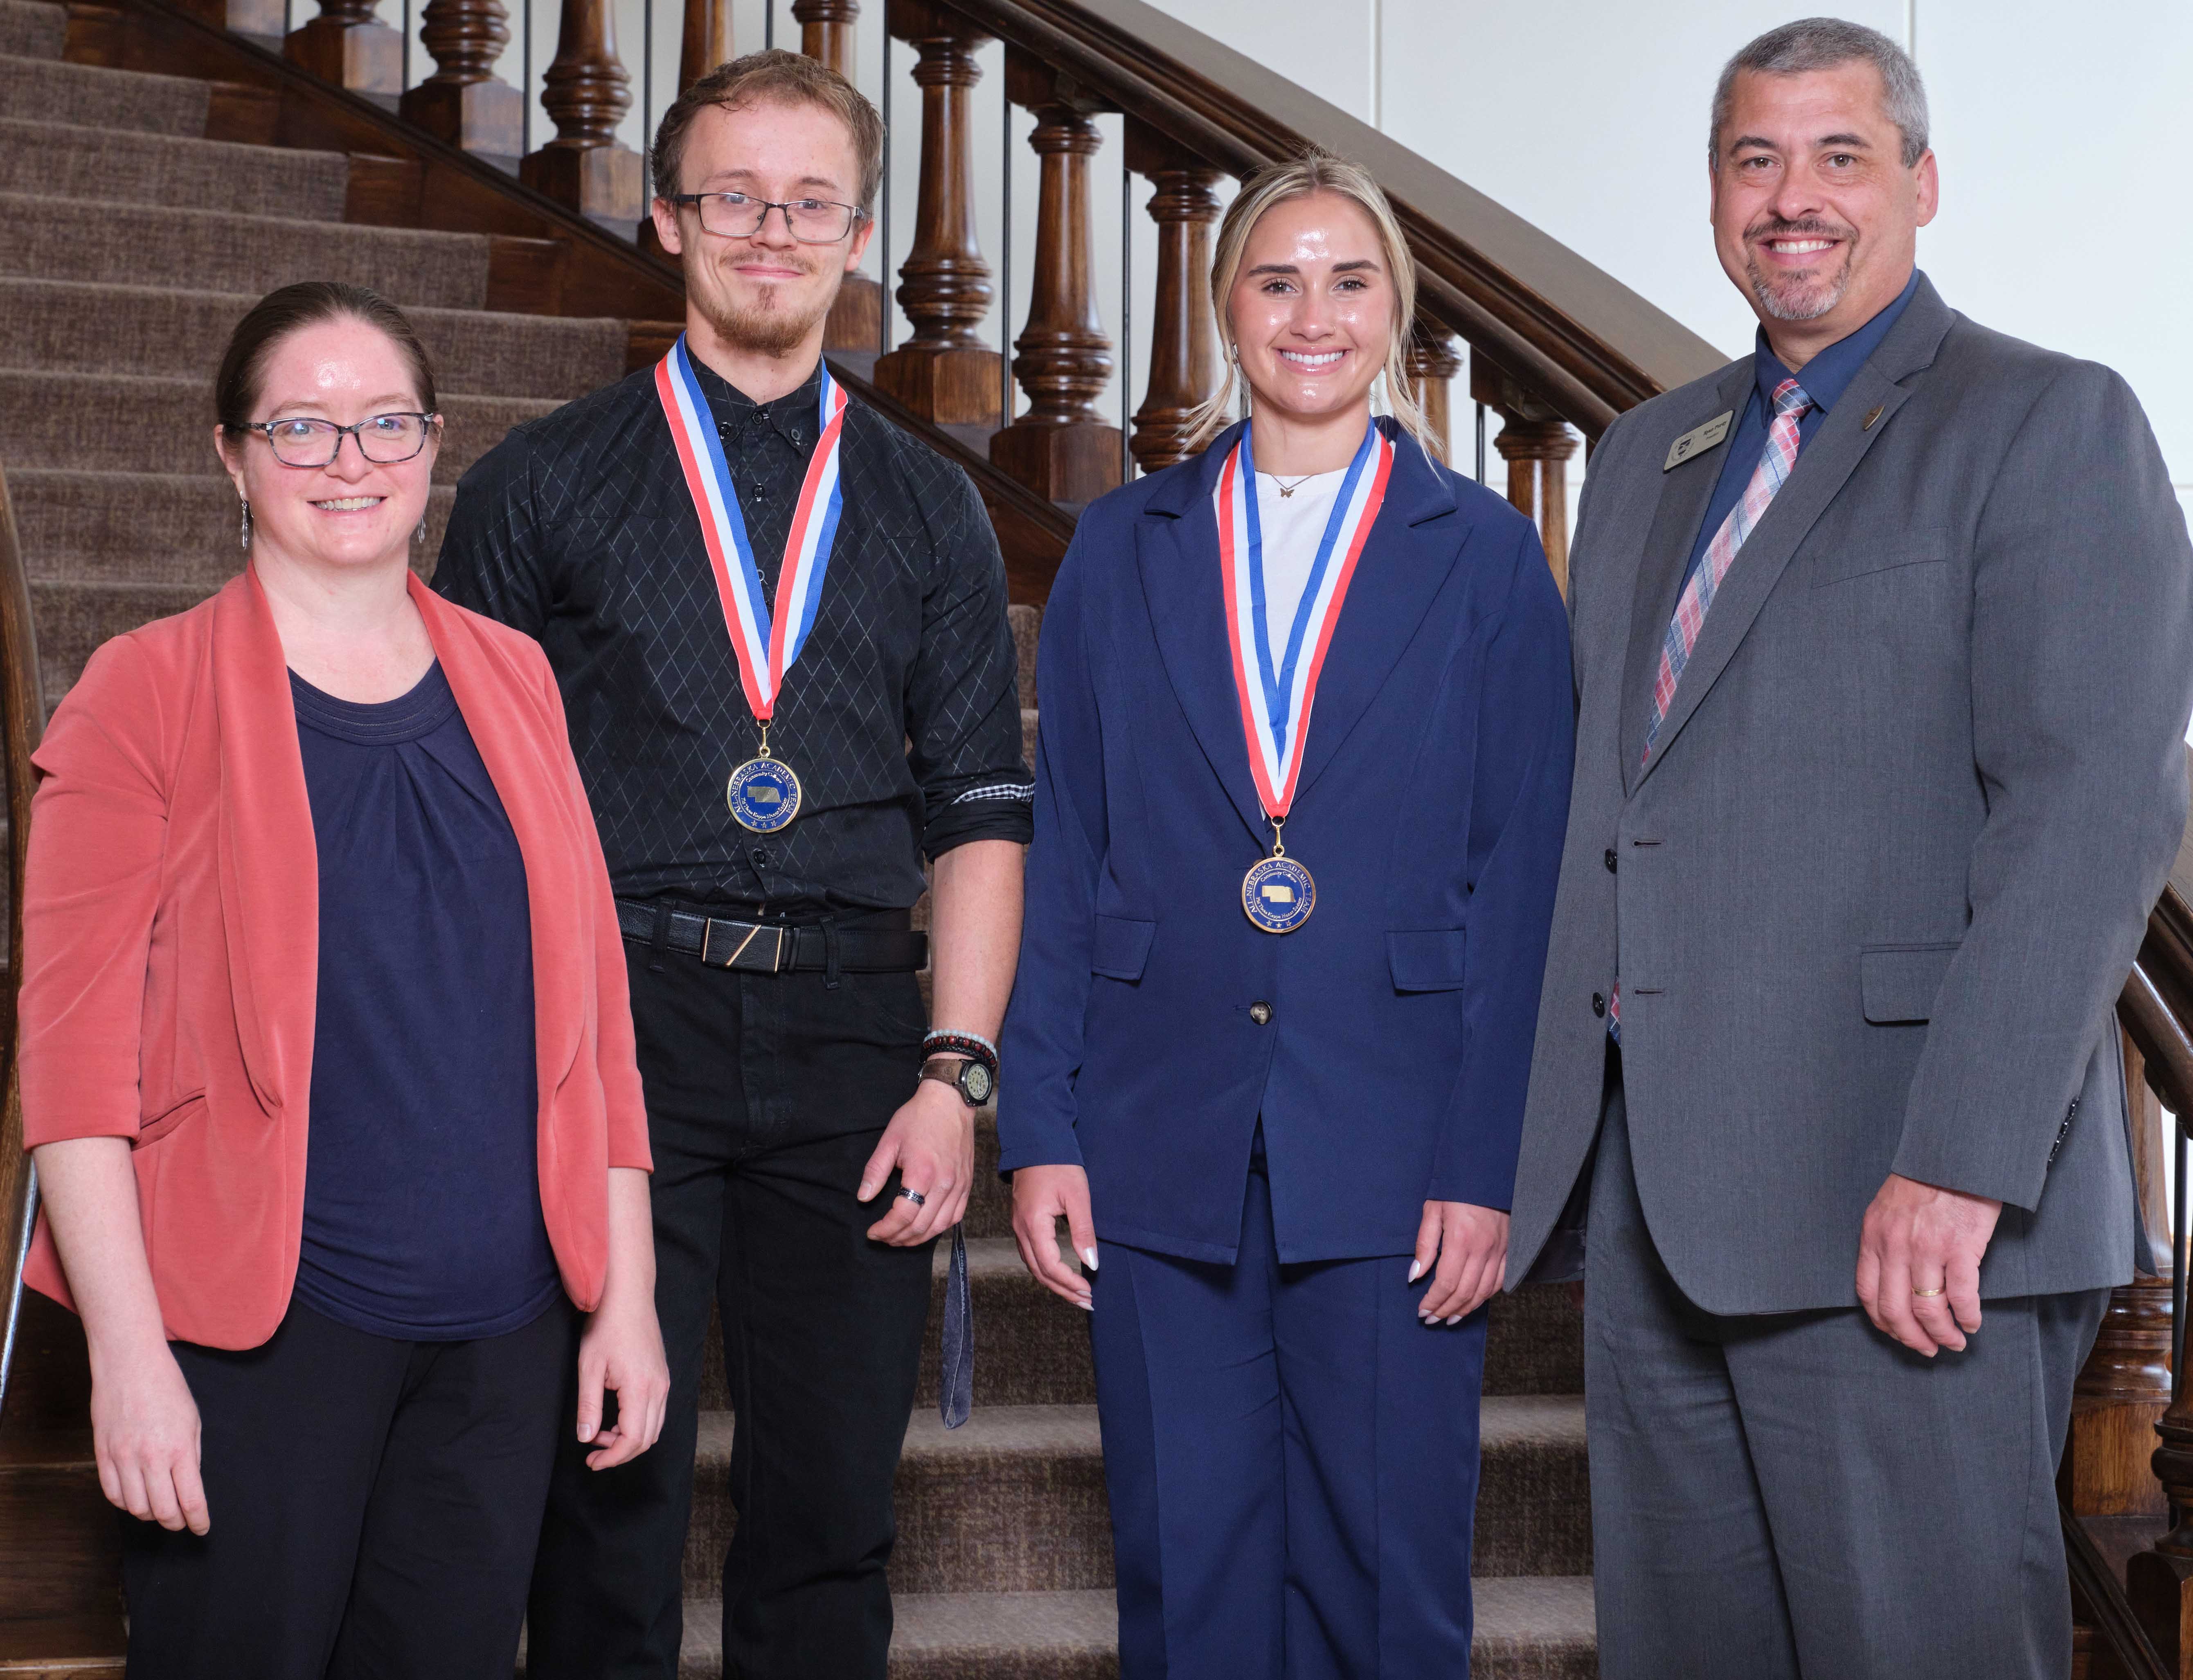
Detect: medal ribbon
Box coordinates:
(655, 333, 849, 722)
(1214, 420, 1393, 821)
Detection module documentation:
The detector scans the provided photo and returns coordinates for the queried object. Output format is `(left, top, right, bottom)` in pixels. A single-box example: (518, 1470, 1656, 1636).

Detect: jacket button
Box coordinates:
(750, 847, 771, 869)
(1591, 993, 1606, 1018)
(1249, 1001, 1273, 1026)
(1604, 849, 1617, 874)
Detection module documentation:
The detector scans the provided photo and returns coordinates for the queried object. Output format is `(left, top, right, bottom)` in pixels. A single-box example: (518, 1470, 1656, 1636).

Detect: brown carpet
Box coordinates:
(0, 116, 351, 217)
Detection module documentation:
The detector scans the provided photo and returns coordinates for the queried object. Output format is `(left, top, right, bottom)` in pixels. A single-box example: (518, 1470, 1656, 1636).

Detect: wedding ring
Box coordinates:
(1912, 1285, 1945, 1297)
(896, 1187, 926, 1207)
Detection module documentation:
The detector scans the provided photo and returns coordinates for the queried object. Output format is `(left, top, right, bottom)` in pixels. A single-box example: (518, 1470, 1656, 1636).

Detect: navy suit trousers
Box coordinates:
(1088, 1153, 1487, 1679)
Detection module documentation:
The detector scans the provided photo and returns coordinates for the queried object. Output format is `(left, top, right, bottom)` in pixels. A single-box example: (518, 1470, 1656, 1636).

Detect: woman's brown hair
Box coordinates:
(213, 280, 439, 439)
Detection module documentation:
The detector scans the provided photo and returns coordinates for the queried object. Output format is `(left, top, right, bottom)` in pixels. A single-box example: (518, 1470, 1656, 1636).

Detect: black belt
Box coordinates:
(615, 900, 928, 974)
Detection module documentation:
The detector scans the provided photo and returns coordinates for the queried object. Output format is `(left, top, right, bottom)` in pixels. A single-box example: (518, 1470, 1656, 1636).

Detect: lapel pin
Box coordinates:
(1862, 404, 1885, 431)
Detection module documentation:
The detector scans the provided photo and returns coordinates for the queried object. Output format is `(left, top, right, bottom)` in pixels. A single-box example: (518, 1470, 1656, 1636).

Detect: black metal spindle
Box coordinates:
(878, 26, 890, 356)
(403, 0, 412, 91)
(1119, 145, 1130, 484)
(764, 0, 773, 50)
(2175, 1123, 2188, 1410)
(641, 0, 652, 200)
(999, 84, 1011, 428)
(1475, 399, 1488, 484)
(521, 0, 533, 156)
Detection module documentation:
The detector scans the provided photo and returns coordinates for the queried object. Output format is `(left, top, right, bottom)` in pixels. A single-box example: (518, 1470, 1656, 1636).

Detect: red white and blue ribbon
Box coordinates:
(1214, 419, 1393, 821)
(655, 333, 849, 722)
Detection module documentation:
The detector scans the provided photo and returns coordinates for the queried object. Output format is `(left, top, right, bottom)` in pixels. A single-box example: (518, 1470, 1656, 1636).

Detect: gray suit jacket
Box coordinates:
(1508, 276, 2193, 1314)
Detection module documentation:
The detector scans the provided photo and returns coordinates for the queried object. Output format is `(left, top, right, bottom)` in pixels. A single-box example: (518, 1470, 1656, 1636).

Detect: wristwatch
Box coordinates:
(920, 1054, 995, 1108)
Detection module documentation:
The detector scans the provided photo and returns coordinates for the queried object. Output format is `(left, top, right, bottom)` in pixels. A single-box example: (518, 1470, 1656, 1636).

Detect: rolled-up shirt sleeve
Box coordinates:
(907, 464, 1033, 859)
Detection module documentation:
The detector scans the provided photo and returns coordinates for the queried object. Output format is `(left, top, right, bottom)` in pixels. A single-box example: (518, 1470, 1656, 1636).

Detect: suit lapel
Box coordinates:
(211, 570, 319, 1114)
(1139, 430, 1266, 842)
(1618, 360, 1752, 790)
(1628, 278, 1956, 788)
(1290, 433, 1464, 805)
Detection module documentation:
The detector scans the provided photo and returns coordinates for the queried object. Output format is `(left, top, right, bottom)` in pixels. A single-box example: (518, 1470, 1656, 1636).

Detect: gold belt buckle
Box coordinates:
(700, 919, 791, 973)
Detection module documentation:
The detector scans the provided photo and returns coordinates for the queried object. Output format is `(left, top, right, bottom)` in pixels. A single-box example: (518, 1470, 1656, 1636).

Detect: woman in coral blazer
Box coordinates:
(19, 282, 668, 1680)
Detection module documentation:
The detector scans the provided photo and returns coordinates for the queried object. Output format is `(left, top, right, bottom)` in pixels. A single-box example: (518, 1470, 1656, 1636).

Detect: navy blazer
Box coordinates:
(998, 419, 1576, 1265)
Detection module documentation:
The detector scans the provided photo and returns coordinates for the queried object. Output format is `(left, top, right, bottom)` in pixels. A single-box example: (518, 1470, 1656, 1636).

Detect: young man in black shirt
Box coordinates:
(435, 51, 1030, 1680)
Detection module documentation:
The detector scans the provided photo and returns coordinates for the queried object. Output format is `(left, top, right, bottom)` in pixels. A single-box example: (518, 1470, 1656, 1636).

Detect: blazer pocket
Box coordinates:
(135, 1090, 208, 1148)
(1860, 942, 1961, 1024)
(1810, 548, 1949, 589)
(1091, 915, 1157, 982)
(1388, 928, 1468, 993)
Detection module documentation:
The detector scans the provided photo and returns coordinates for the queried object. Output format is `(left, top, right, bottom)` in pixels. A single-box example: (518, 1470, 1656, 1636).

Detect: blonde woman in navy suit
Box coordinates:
(998, 157, 1574, 1677)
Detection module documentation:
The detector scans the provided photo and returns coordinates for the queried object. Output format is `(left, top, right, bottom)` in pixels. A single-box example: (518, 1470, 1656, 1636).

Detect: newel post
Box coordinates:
(520, 0, 645, 230)
(991, 54, 1117, 502)
(399, 0, 524, 163)
(1126, 120, 1220, 477)
(284, 0, 403, 100)
(679, 0, 731, 89)
(874, 0, 1000, 425)
(1473, 354, 1578, 596)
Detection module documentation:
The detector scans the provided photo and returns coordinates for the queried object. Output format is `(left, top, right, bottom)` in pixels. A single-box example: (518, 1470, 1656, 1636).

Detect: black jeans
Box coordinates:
(526, 929, 936, 1680)
(122, 1297, 575, 1680)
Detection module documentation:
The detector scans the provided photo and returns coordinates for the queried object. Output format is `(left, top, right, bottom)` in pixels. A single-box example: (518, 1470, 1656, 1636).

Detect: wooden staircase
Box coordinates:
(0, 0, 1739, 1672)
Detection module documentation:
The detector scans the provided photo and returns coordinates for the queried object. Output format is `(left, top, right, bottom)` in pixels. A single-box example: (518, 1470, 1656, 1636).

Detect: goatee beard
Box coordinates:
(691, 266, 835, 356)
(1743, 216, 1857, 323)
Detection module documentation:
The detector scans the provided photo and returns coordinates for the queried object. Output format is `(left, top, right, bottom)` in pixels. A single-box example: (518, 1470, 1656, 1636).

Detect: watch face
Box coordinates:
(961, 1061, 995, 1104)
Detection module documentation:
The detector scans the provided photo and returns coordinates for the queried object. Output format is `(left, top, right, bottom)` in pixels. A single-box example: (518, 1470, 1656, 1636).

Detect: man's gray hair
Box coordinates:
(1709, 17, 1930, 169)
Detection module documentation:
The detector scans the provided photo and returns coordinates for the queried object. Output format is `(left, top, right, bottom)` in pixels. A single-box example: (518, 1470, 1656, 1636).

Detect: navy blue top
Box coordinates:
(1680, 268, 1924, 590)
(290, 662, 561, 1341)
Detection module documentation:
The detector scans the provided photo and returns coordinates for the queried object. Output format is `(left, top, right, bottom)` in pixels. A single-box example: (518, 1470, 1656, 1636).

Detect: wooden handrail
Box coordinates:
(0, 463, 49, 1416)
(926, 0, 1727, 437)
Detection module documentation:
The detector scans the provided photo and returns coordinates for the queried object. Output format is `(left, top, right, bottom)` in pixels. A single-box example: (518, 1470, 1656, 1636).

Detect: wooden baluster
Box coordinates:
(1405, 323, 1462, 465)
(520, 0, 645, 230)
(284, 0, 402, 101)
(790, 1, 880, 354)
(874, 0, 1000, 425)
(680, 0, 732, 90)
(793, 0, 857, 78)
(399, 0, 523, 164)
(1125, 122, 1218, 477)
(1473, 354, 1579, 596)
(991, 56, 1115, 501)
(176, 0, 285, 50)
(2064, 1030, 2176, 1528)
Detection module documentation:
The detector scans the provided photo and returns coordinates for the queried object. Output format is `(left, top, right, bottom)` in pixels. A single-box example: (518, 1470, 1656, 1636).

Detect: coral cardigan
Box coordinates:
(17, 568, 652, 1350)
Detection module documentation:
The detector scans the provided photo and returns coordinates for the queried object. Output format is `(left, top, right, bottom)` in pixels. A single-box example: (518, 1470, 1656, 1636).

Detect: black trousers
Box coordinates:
(122, 1297, 575, 1680)
(526, 932, 936, 1680)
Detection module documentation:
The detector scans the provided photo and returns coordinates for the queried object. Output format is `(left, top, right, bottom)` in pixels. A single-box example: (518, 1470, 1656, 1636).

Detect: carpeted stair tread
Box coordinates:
(0, 279, 629, 399)
(914, 1236, 1092, 1409)
(643, 1579, 1595, 1678)
(0, 0, 65, 59)
(0, 370, 564, 483)
(0, 193, 490, 309)
(0, 53, 208, 136)
(0, 117, 350, 219)
(683, 1392, 1588, 1597)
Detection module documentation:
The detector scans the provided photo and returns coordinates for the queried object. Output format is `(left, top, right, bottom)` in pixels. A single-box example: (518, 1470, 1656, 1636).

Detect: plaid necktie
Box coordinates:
(1643, 377, 1815, 757)
(1613, 376, 1815, 1040)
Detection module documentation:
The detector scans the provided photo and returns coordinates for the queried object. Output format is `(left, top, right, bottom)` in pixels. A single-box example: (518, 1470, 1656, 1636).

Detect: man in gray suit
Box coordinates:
(1507, 17, 2193, 1679)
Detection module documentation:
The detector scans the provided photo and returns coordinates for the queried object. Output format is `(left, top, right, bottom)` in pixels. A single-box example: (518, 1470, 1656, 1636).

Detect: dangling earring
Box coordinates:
(415, 517, 426, 542)
(239, 498, 251, 551)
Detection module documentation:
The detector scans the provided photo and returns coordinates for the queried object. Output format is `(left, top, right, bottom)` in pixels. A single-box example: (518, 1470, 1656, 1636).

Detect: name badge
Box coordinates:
(1664, 410, 1733, 471)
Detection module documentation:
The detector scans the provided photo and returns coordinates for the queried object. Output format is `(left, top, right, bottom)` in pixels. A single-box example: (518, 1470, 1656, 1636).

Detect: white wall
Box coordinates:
(1148, 0, 2193, 517)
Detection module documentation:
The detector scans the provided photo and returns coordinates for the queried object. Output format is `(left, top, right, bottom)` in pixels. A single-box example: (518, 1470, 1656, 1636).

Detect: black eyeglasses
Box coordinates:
(235, 412, 441, 467)
(671, 192, 866, 244)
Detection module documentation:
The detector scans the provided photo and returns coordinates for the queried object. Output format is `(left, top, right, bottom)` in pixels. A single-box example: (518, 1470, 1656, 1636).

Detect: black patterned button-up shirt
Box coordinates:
(433, 352, 1032, 914)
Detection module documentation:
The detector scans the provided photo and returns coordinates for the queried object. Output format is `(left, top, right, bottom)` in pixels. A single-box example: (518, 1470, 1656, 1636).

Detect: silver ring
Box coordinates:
(896, 1187, 926, 1207)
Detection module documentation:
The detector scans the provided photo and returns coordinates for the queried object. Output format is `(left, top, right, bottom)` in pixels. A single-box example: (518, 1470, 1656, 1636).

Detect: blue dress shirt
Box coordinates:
(1679, 268, 1924, 590)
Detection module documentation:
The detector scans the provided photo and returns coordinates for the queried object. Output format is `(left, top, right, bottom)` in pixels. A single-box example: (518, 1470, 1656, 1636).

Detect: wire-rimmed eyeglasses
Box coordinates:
(671, 192, 867, 244)
(234, 412, 441, 468)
